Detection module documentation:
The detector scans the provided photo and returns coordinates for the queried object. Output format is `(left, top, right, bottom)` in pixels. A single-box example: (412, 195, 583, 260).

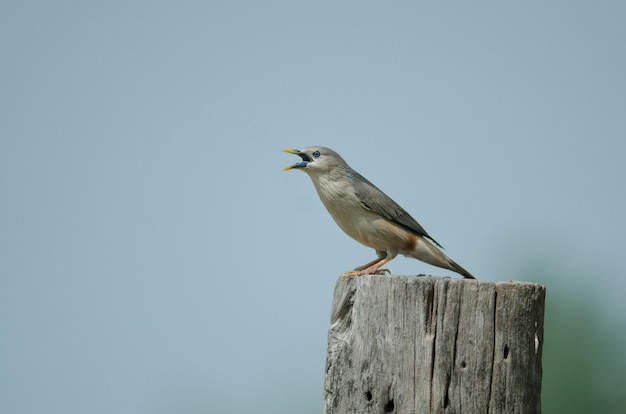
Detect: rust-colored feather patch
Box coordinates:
(405, 233, 418, 251)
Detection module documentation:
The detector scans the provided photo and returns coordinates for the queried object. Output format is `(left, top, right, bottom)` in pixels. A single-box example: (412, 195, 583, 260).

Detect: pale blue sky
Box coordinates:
(2, 2, 625, 413)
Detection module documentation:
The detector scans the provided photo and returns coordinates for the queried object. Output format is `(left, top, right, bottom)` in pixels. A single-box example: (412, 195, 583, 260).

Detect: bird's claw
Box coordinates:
(341, 268, 391, 278)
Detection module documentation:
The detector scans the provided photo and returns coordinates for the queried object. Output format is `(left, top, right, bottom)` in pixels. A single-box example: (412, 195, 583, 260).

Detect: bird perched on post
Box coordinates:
(283, 146, 475, 279)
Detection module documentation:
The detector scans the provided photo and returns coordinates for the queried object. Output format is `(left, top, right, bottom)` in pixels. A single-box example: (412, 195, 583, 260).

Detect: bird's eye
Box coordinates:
(313, 151, 321, 158)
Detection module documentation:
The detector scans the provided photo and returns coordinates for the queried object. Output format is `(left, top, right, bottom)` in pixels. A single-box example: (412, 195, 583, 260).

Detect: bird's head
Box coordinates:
(282, 146, 347, 175)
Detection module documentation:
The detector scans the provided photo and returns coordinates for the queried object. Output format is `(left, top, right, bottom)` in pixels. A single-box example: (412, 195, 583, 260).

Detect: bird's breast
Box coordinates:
(311, 174, 415, 253)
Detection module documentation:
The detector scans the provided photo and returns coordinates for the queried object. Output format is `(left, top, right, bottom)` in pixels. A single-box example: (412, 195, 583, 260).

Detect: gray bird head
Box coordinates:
(282, 146, 348, 176)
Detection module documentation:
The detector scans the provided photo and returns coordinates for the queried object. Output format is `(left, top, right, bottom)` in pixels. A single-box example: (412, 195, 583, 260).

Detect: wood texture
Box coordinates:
(324, 275, 545, 414)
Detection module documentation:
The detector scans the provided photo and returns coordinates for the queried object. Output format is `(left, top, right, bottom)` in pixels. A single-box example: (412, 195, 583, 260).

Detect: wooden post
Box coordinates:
(324, 275, 545, 414)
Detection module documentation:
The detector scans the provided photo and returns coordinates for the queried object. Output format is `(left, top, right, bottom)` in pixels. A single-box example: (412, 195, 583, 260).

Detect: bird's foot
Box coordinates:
(341, 268, 391, 278)
(341, 270, 362, 278)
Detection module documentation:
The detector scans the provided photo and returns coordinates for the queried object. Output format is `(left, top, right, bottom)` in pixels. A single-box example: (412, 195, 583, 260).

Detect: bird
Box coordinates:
(282, 146, 475, 279)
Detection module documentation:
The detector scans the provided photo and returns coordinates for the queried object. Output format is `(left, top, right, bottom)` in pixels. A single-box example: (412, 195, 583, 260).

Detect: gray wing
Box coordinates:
(351, 171, 443, 248)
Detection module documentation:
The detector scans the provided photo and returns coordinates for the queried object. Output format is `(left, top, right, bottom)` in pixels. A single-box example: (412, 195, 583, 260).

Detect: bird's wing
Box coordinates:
(351, 171, 443, 248)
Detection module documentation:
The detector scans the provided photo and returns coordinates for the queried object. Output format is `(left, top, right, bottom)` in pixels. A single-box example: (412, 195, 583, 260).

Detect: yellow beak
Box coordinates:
(282, 149, 308, 171)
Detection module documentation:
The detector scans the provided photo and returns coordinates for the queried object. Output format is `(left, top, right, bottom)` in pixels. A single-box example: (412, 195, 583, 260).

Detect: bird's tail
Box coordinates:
(410, 238, 476, 279)
(446, 258, 475, 279)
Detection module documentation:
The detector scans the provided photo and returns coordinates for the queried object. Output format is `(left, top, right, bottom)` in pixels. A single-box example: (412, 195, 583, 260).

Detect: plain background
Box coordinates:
(2, 2, 625, 413)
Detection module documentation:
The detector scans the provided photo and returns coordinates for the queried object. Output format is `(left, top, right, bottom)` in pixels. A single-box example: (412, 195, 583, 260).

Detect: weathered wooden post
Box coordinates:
(324, 275, 545, 414)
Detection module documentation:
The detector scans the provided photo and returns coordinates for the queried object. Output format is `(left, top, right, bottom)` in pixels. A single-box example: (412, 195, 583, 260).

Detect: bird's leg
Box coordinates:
(342, 253, 395, 278)
(347, 250, 387, 274)
(352, 255, 386, 271)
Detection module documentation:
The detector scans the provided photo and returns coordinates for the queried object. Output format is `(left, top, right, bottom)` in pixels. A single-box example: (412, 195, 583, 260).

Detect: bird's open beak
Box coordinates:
(282, 149, 311, 170)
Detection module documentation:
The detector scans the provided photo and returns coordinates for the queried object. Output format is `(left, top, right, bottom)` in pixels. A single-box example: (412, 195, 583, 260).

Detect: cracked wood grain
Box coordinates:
(323, 275, 545, 414)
